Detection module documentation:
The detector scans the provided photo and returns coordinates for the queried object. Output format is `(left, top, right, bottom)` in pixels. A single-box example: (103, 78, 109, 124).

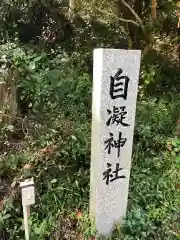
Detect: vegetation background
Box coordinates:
(0, 0, 179, 239)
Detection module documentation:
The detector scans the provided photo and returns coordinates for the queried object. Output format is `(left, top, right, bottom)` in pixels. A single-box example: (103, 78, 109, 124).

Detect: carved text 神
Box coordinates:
(104, 132, 127, 158)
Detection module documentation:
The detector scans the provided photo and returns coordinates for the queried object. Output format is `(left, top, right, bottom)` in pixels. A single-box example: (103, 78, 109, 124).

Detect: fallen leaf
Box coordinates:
(167, 144, 172, 152)
(23, 164, 32, 170)
(40, 147, 49, 154)
(39, 145, 57, 155)
(48, 145, 58, 155)
(76, 210, 82, 219)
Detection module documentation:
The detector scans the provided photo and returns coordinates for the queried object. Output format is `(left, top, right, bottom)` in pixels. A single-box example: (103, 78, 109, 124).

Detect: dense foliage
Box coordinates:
(0, 0, 180, 239)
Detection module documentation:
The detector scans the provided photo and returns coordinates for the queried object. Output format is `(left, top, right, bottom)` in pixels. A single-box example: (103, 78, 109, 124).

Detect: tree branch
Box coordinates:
(120, 0, 147, 38)
(93, 0, 150, 43)
(95, 7, 140, 27)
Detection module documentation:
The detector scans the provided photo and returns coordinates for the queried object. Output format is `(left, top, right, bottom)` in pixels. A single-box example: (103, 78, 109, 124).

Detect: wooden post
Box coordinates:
(23, 205, 30, 240)
(20, 178, 35, 240)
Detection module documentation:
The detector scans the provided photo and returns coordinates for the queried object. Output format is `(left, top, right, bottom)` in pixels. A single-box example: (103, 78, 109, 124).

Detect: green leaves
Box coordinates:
(0, 32, 179, 240)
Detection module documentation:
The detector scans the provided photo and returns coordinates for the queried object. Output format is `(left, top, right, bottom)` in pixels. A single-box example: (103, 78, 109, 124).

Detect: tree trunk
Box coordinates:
(68, 0, 76, 20)
(0, 68, 18, 123)
(0, 82, 5, 103)
(134, 0, 143, 18)
(117, 0, 141, 48)
(151, 0, 157, 22)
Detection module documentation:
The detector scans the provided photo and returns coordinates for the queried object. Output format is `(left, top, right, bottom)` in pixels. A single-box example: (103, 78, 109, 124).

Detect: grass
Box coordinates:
(0, 37, 180, 239)
(0, 88, 179, 239)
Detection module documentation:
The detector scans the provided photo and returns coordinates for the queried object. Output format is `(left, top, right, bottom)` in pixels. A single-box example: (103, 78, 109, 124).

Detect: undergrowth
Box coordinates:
(0, 39, 180, 240)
